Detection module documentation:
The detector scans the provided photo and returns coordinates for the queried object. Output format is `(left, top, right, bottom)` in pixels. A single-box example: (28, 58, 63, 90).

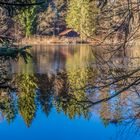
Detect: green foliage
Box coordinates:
(65, 46, 94, 100)
(16, 74, 37, 127)
(16, 0, 38, 37)
(66, 0, 99, 38)
(36, 74, 53, 117)
(37, 4, 56, 35)
(0, 0, 99, 38)
(67, 68, 88, 100)
(37, 0, 67, 35)
(53, 96, 90, 120)
(0, 96, 17, 124)
(52, 70, 90, 119)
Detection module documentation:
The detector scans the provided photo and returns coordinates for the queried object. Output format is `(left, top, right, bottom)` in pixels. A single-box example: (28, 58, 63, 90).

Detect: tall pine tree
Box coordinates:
(37, 0, 67, 35)
(66, 0, 99, 38)
(16, 0, 38, 37)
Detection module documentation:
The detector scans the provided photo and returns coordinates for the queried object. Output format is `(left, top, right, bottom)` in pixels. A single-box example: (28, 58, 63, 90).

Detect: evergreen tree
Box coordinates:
(16, 0, 38, 37)
(66, 0, 99, 38)
(37, 0, 67, 35)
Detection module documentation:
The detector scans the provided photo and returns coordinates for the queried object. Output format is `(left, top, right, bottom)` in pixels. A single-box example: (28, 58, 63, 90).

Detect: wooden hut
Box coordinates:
(59, 29, 79, 37)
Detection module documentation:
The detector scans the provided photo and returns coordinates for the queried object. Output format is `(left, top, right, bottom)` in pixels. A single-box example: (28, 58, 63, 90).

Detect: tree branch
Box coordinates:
(0, 1, 45, 6)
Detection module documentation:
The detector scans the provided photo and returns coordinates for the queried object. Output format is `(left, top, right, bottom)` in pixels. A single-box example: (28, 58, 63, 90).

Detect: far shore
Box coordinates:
(15, 36, 97, 46)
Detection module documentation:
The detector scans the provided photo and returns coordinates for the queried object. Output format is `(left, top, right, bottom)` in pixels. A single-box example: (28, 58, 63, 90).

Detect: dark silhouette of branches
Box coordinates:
(0, 1, 45, 6)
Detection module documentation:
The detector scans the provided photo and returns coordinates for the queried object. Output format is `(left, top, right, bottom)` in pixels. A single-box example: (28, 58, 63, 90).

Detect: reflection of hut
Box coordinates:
(59, 29, 79, 37)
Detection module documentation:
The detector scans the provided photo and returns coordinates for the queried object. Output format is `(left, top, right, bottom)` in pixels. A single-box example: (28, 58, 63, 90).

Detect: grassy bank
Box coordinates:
(16, 36, 93, 45)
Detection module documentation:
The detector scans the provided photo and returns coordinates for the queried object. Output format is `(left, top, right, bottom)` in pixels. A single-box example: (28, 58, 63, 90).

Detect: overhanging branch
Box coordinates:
(0, 1, 45, 6)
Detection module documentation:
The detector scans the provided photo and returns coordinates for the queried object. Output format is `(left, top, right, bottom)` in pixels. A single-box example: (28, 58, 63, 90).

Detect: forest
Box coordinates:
(0, 0, 67, 38)
(1, 1, 140, 140)
(0, 0, 139, 45)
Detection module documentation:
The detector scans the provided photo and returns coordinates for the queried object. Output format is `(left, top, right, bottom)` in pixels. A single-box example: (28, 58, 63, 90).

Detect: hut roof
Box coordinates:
(59, 29, 79, 36)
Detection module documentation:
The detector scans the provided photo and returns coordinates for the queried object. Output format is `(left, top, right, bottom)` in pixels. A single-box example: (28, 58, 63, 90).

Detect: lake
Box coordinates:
(0, 45, 140, 140)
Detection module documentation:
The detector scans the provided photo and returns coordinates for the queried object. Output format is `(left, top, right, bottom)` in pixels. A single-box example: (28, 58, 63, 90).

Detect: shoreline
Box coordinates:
(15, 36, 96, 46)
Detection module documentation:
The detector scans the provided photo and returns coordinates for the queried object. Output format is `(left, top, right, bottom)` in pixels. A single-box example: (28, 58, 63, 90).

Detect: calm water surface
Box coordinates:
(1, 45, 140, 140)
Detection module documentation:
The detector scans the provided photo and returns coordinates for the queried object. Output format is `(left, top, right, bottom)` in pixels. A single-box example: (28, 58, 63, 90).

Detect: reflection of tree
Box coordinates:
(53, 71, 68, 96)
(2, 43, 140, 136)
(52, 71, 90, 119)
(113, 101, 122, 124)
(65, 45, 94, 100)
(1, 1, 140, 138)
(67, 68, 88, 100)
(0, 60, 17, 123)
(53, 95, 90, 120)
(0, 70, 91, 125)
(36, 74, 53, 117)
(16, 74, 37, 127)
(99, 88, 111, 127)
(0, 92, 17, 124)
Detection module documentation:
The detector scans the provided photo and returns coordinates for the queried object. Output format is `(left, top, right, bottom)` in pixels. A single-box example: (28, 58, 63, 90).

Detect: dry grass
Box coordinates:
(16, 35, 92, 45)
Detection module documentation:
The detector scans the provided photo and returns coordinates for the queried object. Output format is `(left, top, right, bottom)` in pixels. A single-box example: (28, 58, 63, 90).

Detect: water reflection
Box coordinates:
(12, 45, 94, 74)
(0, 45, 140, 139)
